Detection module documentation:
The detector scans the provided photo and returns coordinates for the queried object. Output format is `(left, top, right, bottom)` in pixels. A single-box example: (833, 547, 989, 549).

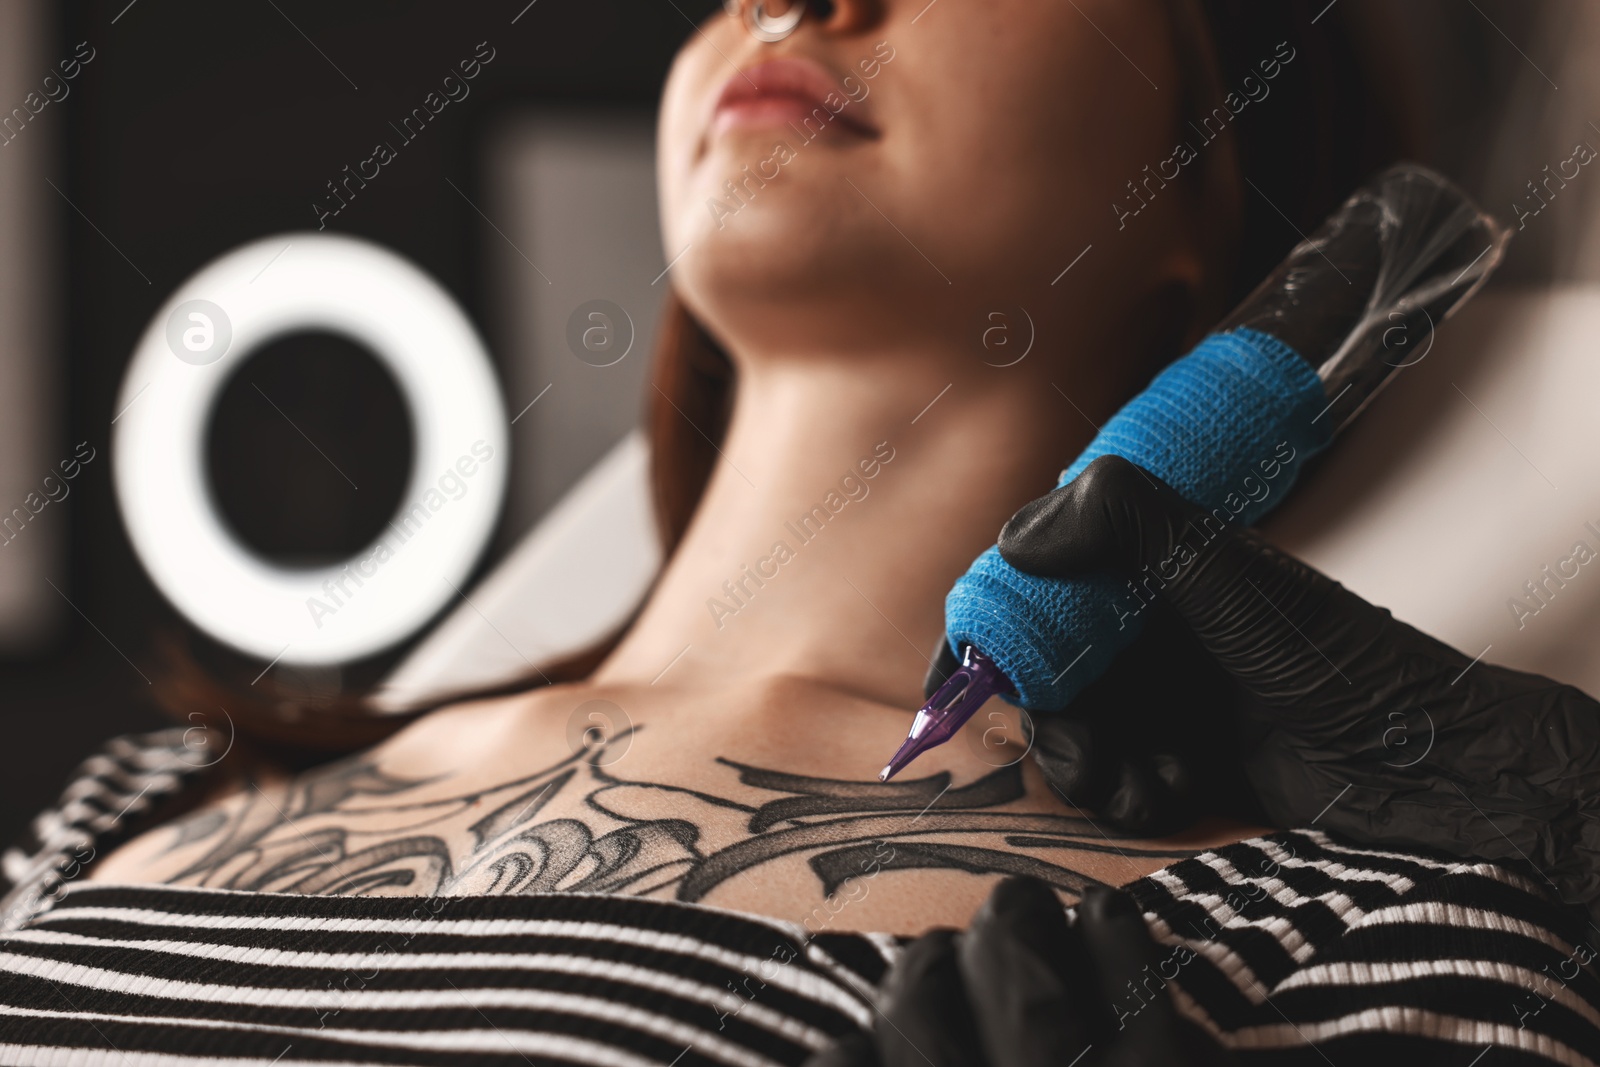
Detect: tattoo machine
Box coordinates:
(881, 163, 1511, 782)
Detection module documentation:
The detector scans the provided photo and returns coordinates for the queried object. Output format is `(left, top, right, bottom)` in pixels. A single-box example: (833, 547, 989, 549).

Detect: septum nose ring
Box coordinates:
(725, 0, 807, 43)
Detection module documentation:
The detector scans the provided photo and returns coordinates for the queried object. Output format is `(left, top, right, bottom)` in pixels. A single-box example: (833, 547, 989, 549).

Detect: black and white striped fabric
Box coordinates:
(1126, 832, 1600, 1066)
(0, 884, 889, 1066)
(1, 728, 205, 934)
(1, 731, 1597, 1066)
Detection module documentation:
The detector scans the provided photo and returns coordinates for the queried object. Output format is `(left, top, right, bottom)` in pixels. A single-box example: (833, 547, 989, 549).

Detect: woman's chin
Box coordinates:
(674, 180, 846, 263)
(678, 125, 883, 228)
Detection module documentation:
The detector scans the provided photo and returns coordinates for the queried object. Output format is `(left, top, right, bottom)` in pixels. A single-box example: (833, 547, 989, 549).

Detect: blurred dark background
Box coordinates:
(0, 0, 720, 845)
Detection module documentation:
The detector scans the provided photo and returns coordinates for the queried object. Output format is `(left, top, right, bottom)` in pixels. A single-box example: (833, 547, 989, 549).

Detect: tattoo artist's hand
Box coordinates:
(804, 877, 1229, 1067)
(925, 588, 1257, 836)
(979, 454, 1600, 925)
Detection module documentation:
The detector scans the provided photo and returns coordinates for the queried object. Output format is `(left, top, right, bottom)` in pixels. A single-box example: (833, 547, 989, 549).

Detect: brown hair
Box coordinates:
(646, 297, 738, 556)
(153, 0, 1410, 758)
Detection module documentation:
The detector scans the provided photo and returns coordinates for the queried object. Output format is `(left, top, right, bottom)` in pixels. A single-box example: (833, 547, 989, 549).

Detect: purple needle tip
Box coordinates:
(878, 646, 1015, 781)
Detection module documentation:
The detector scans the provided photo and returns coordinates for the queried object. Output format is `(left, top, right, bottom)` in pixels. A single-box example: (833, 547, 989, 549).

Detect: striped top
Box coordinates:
(1, 730, 1597, 1066)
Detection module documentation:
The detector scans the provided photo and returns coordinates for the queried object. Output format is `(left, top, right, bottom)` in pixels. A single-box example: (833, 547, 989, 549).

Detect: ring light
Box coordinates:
(113, 233, 508, 666)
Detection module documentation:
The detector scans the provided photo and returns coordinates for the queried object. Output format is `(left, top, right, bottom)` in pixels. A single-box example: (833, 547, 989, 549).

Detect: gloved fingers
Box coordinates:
(923, 640, 962, 701)
(998, 455, 1195, 582)
(1031, 713, 1195, 835)
(1100, 754, 1195, 836)
(1075, 886, 1194, 1064)
(1028, 714, 1101, 804)
(997, 454, 1419, 713)
(1028, 601, 1228, 834)
(958, 876, 1103, 1066)
(874, 929, 990, 1067)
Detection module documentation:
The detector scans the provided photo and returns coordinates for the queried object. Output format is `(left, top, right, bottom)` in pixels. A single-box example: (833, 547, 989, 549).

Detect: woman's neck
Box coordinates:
(595, 338, 1123, 711)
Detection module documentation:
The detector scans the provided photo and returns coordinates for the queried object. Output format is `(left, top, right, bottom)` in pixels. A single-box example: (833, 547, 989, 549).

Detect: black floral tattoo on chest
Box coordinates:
(155, 727, 1197, 901)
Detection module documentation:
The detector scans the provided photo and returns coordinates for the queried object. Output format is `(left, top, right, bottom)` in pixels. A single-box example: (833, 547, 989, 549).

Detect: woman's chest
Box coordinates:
(85, 690, 1260, 933)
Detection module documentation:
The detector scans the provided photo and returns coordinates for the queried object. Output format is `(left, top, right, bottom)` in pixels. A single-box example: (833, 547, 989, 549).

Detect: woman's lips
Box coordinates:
(710, 57, 878, 140)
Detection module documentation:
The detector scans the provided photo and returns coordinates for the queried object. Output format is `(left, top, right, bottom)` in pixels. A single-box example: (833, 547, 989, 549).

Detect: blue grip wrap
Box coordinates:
(944, 327, 1334, 711)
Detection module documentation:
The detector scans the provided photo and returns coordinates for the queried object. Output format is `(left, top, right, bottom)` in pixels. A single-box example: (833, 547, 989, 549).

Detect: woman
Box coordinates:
(2, 1, 1596, 1064)
(84, 0, 1284, 926)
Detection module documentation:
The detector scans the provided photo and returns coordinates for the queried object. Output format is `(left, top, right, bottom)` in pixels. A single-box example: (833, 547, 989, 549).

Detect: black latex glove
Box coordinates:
(924, 594, 1260, 836)
(963, 454, 1600, 926)
(804, 877, 1230, 1067)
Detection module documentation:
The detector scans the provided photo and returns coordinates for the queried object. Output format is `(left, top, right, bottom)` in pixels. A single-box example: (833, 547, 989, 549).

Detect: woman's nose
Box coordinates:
(723, 0, 882, 41)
